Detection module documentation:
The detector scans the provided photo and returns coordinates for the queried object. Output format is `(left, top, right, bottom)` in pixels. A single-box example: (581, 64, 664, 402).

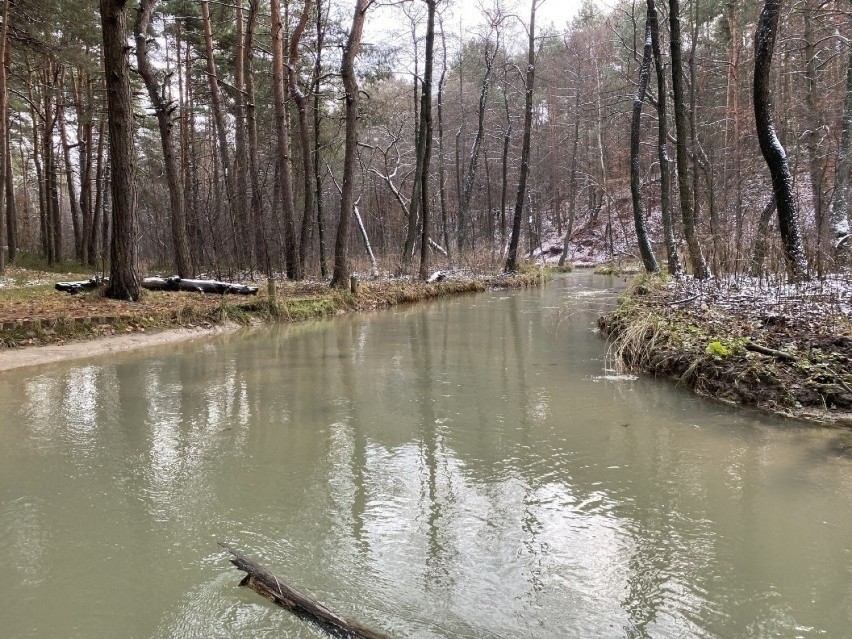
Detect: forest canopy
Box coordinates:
(0, 0, 849, 293)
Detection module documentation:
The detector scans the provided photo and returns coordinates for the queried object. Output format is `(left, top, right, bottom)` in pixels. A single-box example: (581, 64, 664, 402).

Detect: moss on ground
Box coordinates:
(598, 274, 852, 426)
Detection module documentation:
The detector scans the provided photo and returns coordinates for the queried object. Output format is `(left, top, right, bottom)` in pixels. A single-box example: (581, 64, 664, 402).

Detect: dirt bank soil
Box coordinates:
(598, 275, 852, 426)
(0, 266, 545, 359)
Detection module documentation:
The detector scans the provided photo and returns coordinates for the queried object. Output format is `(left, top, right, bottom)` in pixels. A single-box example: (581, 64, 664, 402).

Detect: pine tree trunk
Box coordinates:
(100, 0, 141, 300)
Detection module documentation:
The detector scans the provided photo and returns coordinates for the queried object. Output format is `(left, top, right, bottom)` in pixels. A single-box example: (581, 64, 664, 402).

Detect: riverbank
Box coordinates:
(598, 274, 852, 427)
(0, 266, 547, 366)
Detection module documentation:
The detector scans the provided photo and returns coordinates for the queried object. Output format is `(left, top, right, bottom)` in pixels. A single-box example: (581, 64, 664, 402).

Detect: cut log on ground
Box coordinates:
(141, 277, 258, 295)
(220, 544, 391, 639)
(56, 276, 258, 296)
(55, 276, 105, 294)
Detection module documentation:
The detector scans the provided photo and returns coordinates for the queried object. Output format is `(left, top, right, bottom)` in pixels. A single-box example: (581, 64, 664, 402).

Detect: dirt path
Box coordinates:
(0, 323, 242, 372)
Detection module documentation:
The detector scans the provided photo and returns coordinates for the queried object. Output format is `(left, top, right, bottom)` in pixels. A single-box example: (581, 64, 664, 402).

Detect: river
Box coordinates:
(1, 273, 850, 638)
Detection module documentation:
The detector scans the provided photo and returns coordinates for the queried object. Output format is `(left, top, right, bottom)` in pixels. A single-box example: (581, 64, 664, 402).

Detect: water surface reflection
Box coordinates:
(1, 274, 850, 638)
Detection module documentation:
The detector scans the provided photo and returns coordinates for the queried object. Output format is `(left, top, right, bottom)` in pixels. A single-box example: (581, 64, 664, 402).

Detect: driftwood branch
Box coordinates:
(745, 341, 797, 361)
(220, 544, 391, 639)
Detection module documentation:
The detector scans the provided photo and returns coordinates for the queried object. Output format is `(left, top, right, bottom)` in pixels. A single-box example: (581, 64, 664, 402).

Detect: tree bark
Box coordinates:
(288, 0, 315, 276)
(313, 0, 328, 278)
(234, 0, 250, 269)
(417, 0, 436, 280)
(648, 0, 680, 276)
(828, 43, 852, 267)
(630, 18, 659, 273)
(201, 0, 241, 271)
(668, 0, 709, 278)
(135, 0, 192, 277)
(505, 1, 537, 273)
(100, 0, 141, 300)
(271, 0, 301, 279)
(0, 0, 7, 273)
(753, 0, 808, 280)
(331, 0, 370, 288)
(458, 38, 495, 255)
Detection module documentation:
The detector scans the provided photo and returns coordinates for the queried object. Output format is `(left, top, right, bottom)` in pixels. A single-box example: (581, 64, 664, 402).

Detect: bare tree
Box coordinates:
(331, 0, 371, 288)
(669, 0, 709, 278)
(828, 44, 851, 267)
(289, 0, 315, 275)
(505, 0, 538, 273)
(753, 0, 807, 280)
(135, 0, 192, 277)
(630, 17, 659, 274)
(648, 0, 681, 276)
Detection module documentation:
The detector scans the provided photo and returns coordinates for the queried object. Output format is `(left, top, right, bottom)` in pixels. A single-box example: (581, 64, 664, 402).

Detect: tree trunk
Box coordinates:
(90, 115, 105, 266)
(331, 0, 369, 288)
(57, 76, 83, 262)
(828, 44, 852, 268)
(271, 0, 301, 279)
(100, 0, 141, 300)
(288, 0, 315, 276)
(135, 0, 192, 277)
(750, 195, 776, 276)
(201, 0, 242, 271)
(436, 14, 451, 261)
(417, 0, 436, 280)
(630, 19, 659, 273)
(245, 0, 268, 274)
(0, 0, 7, 273)
(669, 0, 709, 278)
(313, 0, 328, 278)
(647, 0, 680, 276)
(802, 0, 826, 270)
(233, 0, 250, 270)
(753, 0, 808, 280)
(505, 1, 537, 273)
(457, 39, 495, 256)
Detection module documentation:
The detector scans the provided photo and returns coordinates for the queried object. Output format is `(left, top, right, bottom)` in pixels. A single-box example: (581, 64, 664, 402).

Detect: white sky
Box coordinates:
(364, 0, 586, 46)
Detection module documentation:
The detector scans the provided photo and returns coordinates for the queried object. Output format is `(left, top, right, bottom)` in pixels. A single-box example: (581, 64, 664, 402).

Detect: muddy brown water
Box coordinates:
(1, 273, 850, 638)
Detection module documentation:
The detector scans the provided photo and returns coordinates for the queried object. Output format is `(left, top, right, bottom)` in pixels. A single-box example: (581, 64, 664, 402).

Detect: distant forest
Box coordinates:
(0, 0, 849, 299)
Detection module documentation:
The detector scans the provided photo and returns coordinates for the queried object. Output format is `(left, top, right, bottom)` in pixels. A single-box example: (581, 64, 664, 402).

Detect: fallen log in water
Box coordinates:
(220, 544, 391, 639)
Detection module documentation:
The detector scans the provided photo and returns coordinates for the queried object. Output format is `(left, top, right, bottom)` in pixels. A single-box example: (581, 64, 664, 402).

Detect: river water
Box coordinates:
(1, 273, 850, 639)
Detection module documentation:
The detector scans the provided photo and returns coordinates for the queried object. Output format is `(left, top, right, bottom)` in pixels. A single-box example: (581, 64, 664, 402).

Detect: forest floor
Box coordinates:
(598, 273, 852, 434)
(0, 264, 546, 359)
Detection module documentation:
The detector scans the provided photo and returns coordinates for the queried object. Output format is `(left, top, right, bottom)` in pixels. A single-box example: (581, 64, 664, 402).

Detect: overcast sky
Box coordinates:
(363, 0, 588, 46)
